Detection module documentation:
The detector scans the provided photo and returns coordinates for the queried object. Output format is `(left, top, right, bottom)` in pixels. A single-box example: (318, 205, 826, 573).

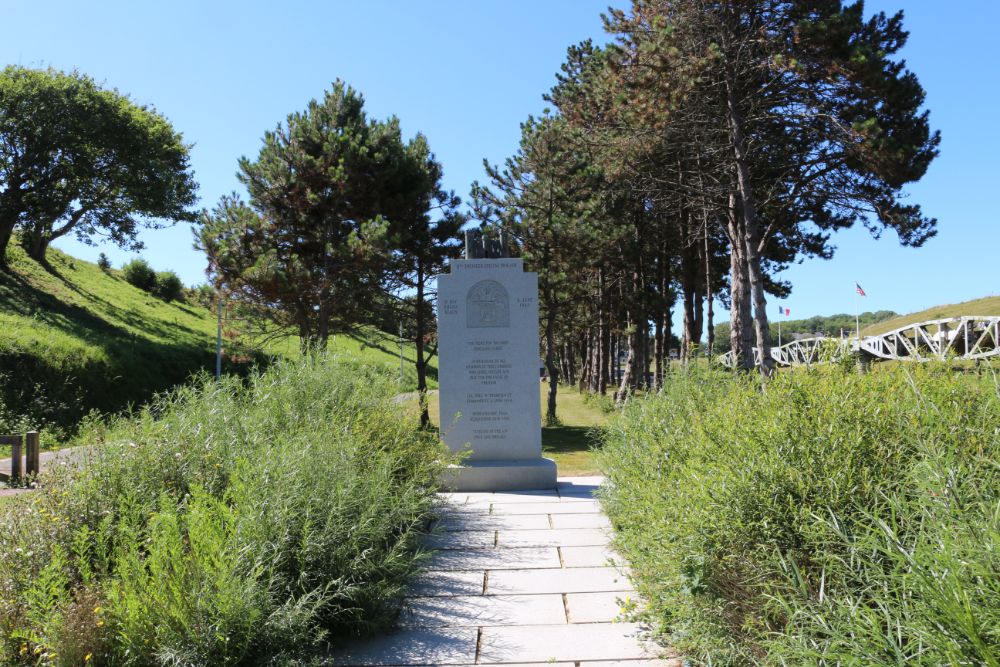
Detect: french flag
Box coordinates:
(778, 306, 790, 316)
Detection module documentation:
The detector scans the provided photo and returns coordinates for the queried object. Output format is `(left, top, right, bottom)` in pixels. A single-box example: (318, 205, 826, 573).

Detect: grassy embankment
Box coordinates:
(0, 245, 435, 442)
(600, 362, 1000, 665)
(861, 294, 1000, 336)
(421, 382, 609, 476)
(0, 354, 445, 665)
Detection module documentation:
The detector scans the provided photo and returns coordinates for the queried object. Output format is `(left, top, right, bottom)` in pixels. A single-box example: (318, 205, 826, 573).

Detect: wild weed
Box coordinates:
(599, 363, 1000, 665)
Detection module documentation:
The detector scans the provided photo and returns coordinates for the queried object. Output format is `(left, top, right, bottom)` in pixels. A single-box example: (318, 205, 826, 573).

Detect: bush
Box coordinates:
(121, 258, 156, 292)
(599, 363, 1000, 665)
(0, 354, 446, 665)
(191, 283, 216, 310)
(97, 253, 112, 272)
(152, 270, 184, 302)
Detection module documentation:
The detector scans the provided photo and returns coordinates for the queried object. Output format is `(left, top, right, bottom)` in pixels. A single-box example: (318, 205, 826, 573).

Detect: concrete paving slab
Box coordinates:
(446, 664, 575, 667)
(487, 567, 632, 595)
(423, 531, 495, 550)
(499, 528, 610, 548)
(551, 513, 612, 529)
(434, 513, 551, 532)
(462, 490, 560, 506)
(560, 546, 625, 568)
(427, 547, 561, 571)
(558, 494, 604, 502)
(491, 500, 601, 515)
(558, 486, 601, 497)
(437, 492, 470, 505)
(558, 478, 603, 496)
(408, 570, 485, 597)
(558, 475, 605, 485)
(333, 626, 478, 665)
(584, 661, 681, 667)
(400, 594, 566, 627)
(478, 623, 655, 663)
(566, 591, 636, 623)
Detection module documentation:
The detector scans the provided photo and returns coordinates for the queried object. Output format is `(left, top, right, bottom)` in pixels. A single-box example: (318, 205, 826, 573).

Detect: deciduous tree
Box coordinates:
(0, 66, 197, 266)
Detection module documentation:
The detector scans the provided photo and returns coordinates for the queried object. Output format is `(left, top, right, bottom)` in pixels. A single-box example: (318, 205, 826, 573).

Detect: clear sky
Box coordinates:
(5, 1, 998, 324)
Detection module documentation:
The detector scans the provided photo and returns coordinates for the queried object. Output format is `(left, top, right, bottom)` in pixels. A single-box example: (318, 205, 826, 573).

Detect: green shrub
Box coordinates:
(152, 271, 184, 302)
(97, 253, 112, 272)
(0, 353, 445, 665)
(121, 258, 156, 292)
(192, 283, 216, 310)
(599, 363, 1000, 665)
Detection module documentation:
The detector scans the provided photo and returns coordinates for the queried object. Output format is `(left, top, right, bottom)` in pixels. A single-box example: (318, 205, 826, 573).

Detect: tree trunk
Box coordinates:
(0, 223, 14, 270)
(615, 322, 639, 404)
(681, 283, 696, 364)
(22, 231, 50, 264)
(679, 211, 699, 364)
(641, 320, 651, 390)
(588, 326, 601, 394)
(694, 295, 704, 352)
(415, 263, 430, 429)
(705, 222, 715, 357)
(542, 270, 559, 425)
(727, 191, 754, 371)
(317, 299, 331, 350)
(24, 235, 52, 264)
(597, 269, 608, 395)
(654, 314, 664, 390)
(565, 341, 576, 386)
(726, 72, 774, 378)
(298, 315, 314, 354)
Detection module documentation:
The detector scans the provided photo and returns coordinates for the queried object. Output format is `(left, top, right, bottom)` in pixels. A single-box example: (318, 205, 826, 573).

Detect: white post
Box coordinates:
(778, 317, 782, 348)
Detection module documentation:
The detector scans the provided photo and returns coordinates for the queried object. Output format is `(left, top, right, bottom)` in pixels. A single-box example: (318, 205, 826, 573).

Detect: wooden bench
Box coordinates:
(0, 432, 40, 483)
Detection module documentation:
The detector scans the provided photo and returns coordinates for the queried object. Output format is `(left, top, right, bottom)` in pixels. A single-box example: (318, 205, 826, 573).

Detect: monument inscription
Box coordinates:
(436, 257, 556, 490)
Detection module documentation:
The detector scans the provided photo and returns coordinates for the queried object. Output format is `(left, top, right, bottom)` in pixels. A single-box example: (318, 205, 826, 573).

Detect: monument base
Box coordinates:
(439, 458, 558, 492)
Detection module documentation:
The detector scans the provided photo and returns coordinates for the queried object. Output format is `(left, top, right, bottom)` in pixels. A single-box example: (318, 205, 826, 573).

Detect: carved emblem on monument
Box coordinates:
(466, 280, 510, 328)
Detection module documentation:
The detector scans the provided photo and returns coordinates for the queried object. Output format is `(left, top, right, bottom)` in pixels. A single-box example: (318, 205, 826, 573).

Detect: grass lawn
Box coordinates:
(0, 244, 436, 439)
(419, 382, 610, 477)
(861, 294, 1000, 336)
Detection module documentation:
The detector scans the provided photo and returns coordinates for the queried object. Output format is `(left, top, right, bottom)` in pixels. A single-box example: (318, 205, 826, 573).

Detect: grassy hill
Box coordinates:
(861, 295, 1000, 336)
(0, 244, 435, 441)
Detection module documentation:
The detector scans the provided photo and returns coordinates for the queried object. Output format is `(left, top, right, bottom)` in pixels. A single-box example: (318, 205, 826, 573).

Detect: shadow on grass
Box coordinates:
(542, 424, 598, 454)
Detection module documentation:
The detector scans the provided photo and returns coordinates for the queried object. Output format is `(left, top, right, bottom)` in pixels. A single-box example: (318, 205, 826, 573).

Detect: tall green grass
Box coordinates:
(0, 353, 445, 665)
(599, 363, 1000, 665)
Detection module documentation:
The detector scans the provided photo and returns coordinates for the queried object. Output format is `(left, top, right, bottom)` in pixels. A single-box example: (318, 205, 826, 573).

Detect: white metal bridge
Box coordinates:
(718, 316, 1000, 369)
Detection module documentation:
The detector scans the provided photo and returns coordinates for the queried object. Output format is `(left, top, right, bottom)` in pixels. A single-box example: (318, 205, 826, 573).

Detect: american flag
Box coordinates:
(855, 283, 866, 297)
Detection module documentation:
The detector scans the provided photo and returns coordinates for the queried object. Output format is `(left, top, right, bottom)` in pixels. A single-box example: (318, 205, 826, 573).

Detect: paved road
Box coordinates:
(0, 447, 87, 496)
(335, 477, 678, 666)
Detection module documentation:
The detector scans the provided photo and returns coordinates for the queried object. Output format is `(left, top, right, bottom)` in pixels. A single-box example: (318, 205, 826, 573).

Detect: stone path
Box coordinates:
(335, 476, 678, 666)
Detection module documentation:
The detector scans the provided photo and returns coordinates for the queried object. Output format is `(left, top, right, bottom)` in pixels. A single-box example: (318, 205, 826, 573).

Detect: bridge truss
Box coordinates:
(718, 316, 1000, 369)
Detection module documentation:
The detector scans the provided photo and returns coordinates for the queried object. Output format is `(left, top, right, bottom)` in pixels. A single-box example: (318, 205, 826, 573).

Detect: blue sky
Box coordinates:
(5, 1, 998, 323)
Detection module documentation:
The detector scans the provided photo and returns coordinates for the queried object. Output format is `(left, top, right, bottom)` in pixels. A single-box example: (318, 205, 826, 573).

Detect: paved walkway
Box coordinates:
(0, 447, 85, 496)
(336, 476, 677, 666)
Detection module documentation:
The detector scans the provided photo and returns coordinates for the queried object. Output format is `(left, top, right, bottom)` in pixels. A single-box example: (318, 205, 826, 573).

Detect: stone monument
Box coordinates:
(436, 230, 557, 491)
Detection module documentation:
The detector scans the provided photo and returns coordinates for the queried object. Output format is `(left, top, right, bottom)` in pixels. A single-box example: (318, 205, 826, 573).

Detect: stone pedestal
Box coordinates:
(436, 258, 557, 491)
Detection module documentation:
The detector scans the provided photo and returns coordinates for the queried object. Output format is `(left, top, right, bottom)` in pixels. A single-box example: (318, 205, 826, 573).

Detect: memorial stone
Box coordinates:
(436, 253, 557, 491)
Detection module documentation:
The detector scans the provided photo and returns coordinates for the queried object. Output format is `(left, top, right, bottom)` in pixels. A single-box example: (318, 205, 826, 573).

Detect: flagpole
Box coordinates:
(778, 316, 782, 348)
(855, 289, 860, 342)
